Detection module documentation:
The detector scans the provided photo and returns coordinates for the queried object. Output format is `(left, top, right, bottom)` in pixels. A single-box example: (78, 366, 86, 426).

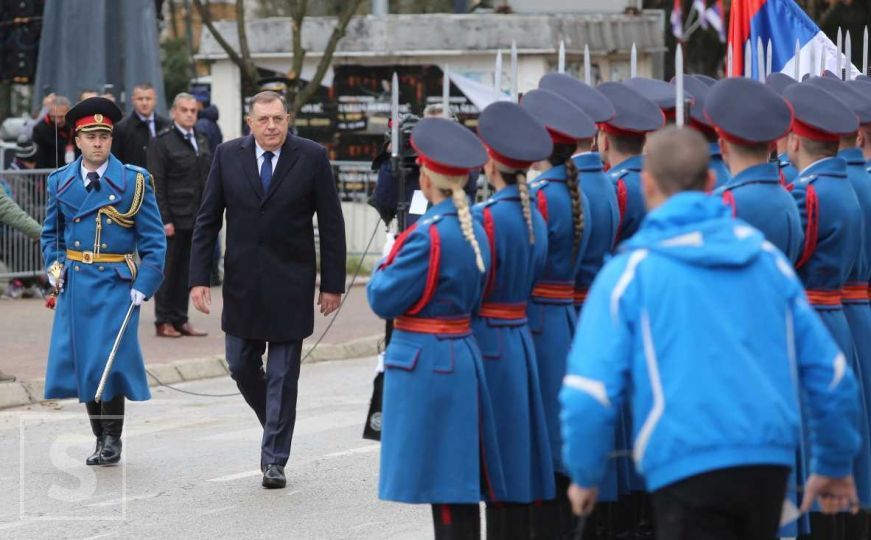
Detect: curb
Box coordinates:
(0, 334, 381, 410)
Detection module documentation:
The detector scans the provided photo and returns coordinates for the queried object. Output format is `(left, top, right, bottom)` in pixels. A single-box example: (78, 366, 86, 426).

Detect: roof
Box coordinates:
(196, 12, 666, 60)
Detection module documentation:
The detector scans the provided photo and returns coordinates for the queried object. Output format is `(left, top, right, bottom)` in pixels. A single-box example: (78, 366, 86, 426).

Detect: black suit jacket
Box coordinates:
(189, 134, 347, 342)
(111, 112, 170, 168)
(147, 125, 212, 230)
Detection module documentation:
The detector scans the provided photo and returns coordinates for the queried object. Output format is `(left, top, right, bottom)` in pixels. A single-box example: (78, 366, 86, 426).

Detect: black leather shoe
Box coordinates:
(86, 437, 104, 466)
(99, 435, 122, 465)
(262, 464, 286, 489)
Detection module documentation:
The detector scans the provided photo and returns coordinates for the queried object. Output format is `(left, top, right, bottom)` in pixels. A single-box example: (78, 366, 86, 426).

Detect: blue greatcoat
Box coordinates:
(792, 156, 871, 505)
(528, 165, 590, 475)
(472, 185, 555, 503)
(559, 192, 861, 501)
(40, 155, 166, 402)
(367, 198, 506, 504)
(609, 155, 645, 245)
(840, 148, 871, 497)
(779, 152, 799, 185)
(712, 163, 804, 263)
(572, 152, 619, 308)
(709, 142, 731, 189)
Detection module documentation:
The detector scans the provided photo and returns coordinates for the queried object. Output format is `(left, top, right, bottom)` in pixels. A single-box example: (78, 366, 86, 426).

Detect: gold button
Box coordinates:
(74, 265, 80, 271)
(98, 266, 104, 271)
(109, 195, 115, 201)
(106, 218, 112, 224)
(74, 218, 80, 223)
(101, 243, 107, 249)
(74, 240, 80, 247)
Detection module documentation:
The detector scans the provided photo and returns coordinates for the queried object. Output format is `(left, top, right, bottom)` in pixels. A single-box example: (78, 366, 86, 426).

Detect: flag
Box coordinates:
(694, 0, 708, 29)
(728, 0, 857, 79)
(705, 0, 726, 42)
(671, 0, 683, 40)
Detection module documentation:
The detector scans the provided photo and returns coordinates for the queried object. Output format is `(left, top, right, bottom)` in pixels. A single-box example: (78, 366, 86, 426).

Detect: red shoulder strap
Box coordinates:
(796, 184, 819, 269)
(379, 223, 418, 269)
(483, 207, 497, 297)
(778, 169, 787, 187)
(721, 190, 737, 217)
(613, 178, 628, 247)
(536, 189, 548, 223)
(407, 225, 441, 315)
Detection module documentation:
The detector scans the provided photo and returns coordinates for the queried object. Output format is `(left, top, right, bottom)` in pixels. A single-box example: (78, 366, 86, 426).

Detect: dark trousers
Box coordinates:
(651, 465, 789, 540)
(225, 334, 302, 467)
(154, 229, 193, 327)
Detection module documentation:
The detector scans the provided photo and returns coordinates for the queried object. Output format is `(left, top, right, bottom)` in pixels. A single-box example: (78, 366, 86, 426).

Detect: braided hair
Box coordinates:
(548, 143, 584, 254)
(426, 167, 486, 273)
(496, 163, 535, 244)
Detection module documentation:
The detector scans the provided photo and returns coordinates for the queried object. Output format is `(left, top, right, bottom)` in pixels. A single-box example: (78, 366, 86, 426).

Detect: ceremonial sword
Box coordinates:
(94, 300, 138, 402)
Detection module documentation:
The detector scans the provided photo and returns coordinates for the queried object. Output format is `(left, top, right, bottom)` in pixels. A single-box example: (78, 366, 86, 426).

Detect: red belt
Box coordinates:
(394, 316, 471, 335)
(573, 288, 589, 305)
(843, 283, 870, 303)
(806, 289, 842, 306)
(531, 282, 574, 300)
(479, 302, 527, 320)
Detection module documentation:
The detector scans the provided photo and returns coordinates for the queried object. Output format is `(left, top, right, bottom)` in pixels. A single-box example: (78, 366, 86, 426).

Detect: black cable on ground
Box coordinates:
(145, 218, 382, 398)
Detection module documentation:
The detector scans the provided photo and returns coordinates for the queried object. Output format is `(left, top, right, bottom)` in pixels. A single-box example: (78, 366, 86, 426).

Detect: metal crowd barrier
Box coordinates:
(0, 168, 52, 281)
(0, 163, 384, 283)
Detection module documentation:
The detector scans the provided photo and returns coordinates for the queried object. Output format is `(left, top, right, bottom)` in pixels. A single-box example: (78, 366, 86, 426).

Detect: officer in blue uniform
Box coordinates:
(595, 82, 664, 245)
(472, 100, 554, 539)
(538, 73, 621, 311)
(765, 73, 800, 184)
(705, 77, 804, 263)
(40, 97, 166, 466)
(519, 88, 593, 539)
(559, 125, 861, 540)
(367, 117, 504, 539)
(782, 82, 870, 535)
(678, 75, 731, 188)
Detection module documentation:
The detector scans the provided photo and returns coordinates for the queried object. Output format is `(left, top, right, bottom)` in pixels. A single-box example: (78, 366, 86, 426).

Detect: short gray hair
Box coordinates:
(644, 126, 710, 195)
(172, 92, 197, 108)
(249, 91, 288, 114)
(52, 95, 71, 108)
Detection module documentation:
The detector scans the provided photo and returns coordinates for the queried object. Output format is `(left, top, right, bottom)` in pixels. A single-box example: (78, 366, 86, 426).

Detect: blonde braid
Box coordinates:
(453, 186, 486, 273)
(515, 171, 535, 244)
(564, 158, 584, 254)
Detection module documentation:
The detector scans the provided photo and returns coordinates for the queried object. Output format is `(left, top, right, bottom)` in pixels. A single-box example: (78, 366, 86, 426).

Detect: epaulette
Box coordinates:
(610, 168, 632, 181)
(797, 174, 818, 185)
(124, 163, 149, 176)
(419, 214, 443, 227)
(156, 126, 174, 137)
(529, 179, 549, 190)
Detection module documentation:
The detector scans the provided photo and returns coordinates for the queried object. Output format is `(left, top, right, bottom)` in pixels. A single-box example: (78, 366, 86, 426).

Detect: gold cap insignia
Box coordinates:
(94, 114, 104, 123)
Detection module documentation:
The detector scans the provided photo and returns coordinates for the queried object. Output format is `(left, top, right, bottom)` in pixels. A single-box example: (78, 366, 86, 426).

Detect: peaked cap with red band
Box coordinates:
(783, 83, 859, 142)
(596, 82, 664, 137)
(410, 117, 487, 176)
(65, 96, 122, 133)
(705, 77, 792, 144)
(625, 77, 690, 113)
(477, 101, 552, 169)
(538, 72, 615, 123)
(806, 76, 871, 125)
(520, 88, 595, 144)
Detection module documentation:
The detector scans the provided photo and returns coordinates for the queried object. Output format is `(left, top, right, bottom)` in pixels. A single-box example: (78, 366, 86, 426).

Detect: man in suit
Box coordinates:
(147, 92, 211, 338)
(111, 83, 169, 168)
(31, 94, 73, 169)
(189, 91, 346, 489)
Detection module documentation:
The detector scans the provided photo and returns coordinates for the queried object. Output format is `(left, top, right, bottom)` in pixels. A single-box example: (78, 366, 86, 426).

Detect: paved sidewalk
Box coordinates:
(0, 282, 383, 383)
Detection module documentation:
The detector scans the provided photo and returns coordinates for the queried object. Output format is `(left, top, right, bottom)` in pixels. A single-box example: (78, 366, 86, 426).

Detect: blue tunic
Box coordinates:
(712, 163, 803, 263)
(609, 155, 645, 245)
(572, 152, 619, 305)
(779, 152, 799, 185)
(368, 198, 506, 504)
(792, 156, 870, 505)
(709, 142, 731, 189)
(528, 165, 590, 475)
(472, 185, 555, 503)
(40, 155, 166, 402)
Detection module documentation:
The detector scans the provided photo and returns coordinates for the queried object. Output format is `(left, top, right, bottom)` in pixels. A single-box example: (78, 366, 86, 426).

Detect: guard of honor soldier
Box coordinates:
(41, 96, 166, 466)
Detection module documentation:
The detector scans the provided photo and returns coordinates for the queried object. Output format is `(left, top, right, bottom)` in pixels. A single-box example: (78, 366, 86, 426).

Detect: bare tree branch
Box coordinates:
(292, 0, 363, 113)
(192, 0, 258, 93)
(289, 0, 308, 83)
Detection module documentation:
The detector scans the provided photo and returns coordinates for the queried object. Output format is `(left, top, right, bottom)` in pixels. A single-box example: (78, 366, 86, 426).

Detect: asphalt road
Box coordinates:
(0, 357, 432, 539)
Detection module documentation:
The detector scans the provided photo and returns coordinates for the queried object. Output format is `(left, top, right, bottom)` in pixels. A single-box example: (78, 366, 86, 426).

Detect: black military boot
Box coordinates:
(84, 401, 104, 466)
(98, 395, 124, 465)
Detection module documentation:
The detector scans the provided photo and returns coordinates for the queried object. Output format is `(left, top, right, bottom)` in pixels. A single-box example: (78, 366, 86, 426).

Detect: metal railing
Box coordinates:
(0, 168, 51, 281)
(0, 163, 385, 283)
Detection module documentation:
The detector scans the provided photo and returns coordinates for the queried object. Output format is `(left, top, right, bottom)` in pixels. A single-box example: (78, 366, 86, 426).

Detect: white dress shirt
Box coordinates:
(255, 142, 281, 175)
(137, 113, 157, 137)
(81, 160, 109, 189)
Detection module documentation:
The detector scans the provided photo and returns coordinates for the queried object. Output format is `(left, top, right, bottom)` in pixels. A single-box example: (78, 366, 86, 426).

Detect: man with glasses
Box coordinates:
(189, 91, 347, 489)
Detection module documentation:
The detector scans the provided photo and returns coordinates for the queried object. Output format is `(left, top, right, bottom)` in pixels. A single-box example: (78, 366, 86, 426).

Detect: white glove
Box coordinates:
(130, 289, 146, 306)
(47, 271, 58, 288)
(381, 231, 396, 258)
(375, 352, 385, 374)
